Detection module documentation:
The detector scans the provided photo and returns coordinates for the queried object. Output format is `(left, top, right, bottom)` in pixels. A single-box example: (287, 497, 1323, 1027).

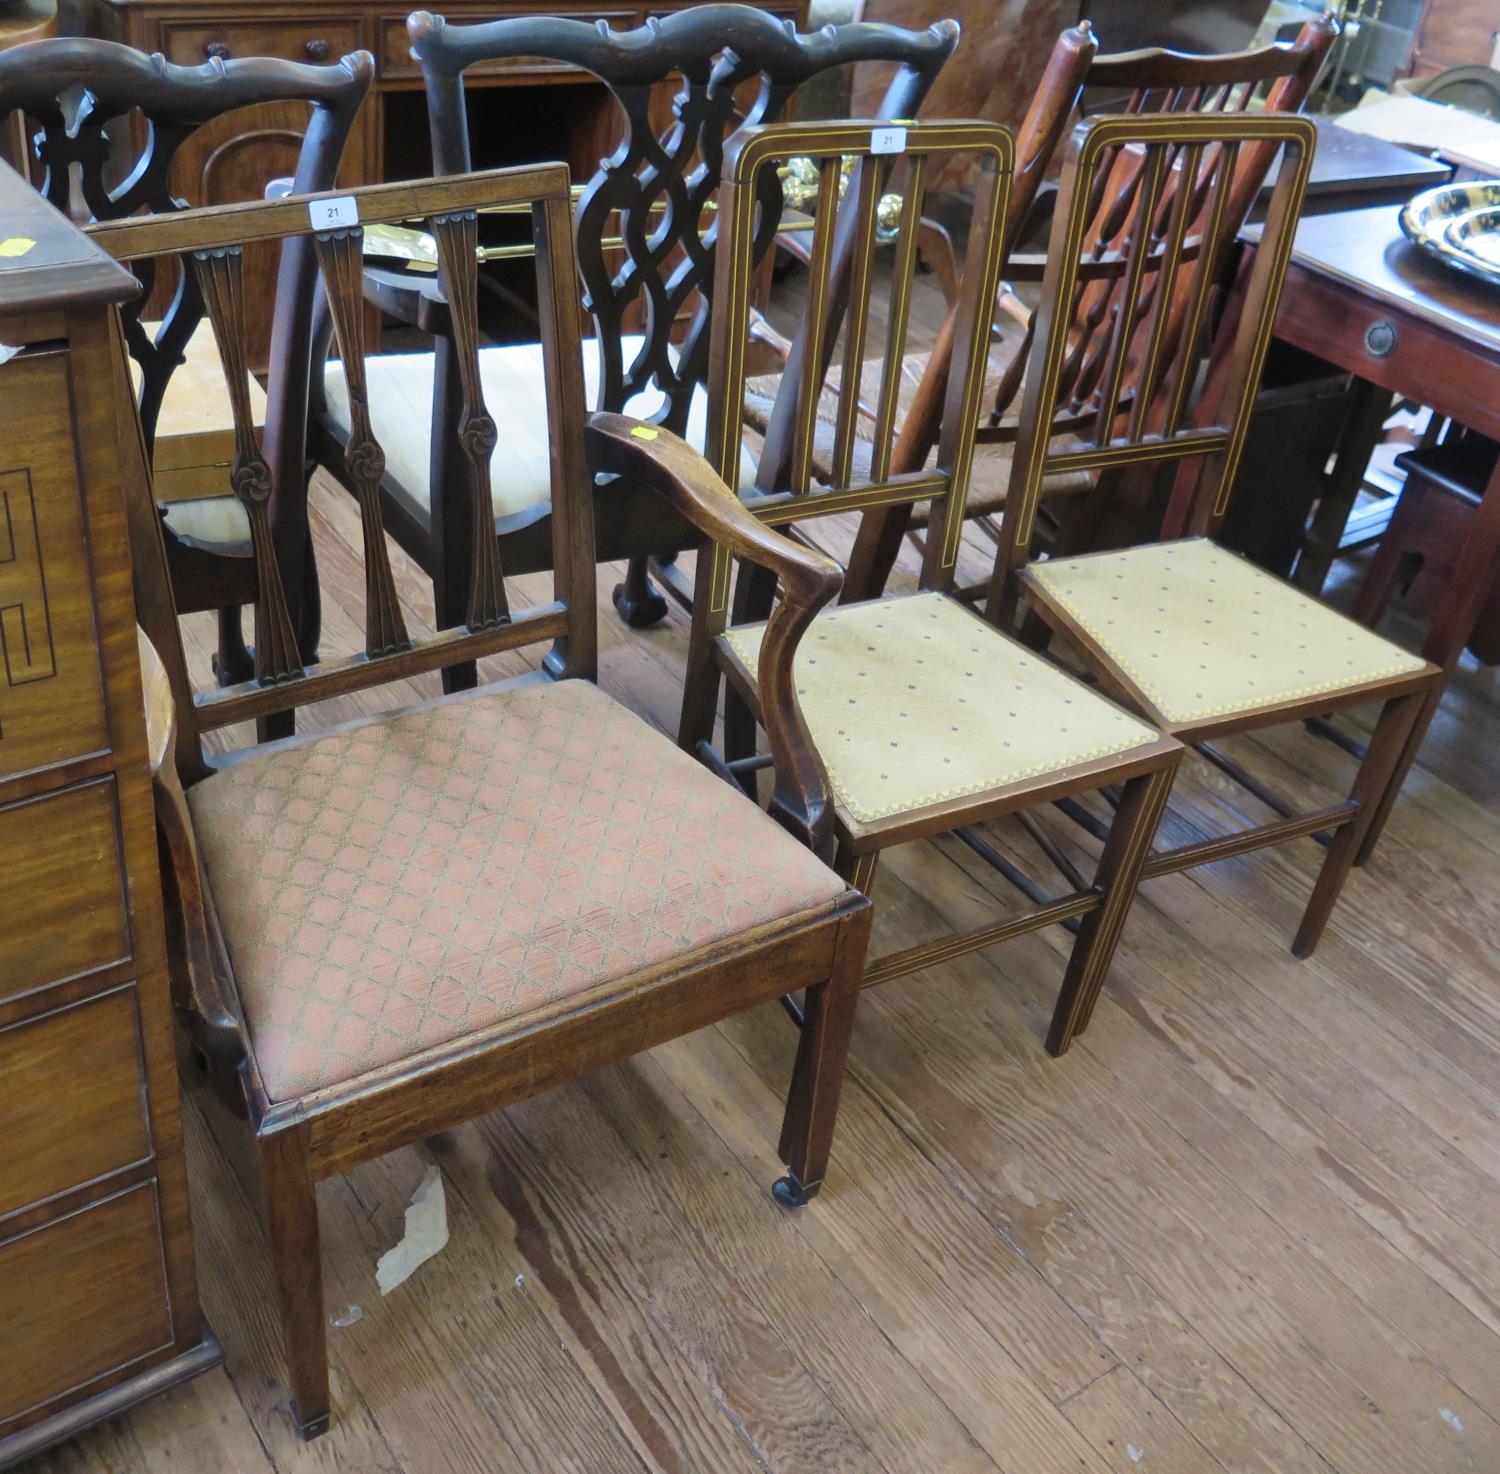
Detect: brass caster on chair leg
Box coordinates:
(772, 1174, 820, 1209)
(293, 1404, 331, 1442)
(612, 578, 669, 629)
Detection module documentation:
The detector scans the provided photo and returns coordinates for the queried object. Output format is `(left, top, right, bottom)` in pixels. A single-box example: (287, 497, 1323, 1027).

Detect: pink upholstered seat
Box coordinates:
(188, 679, 844, 1101)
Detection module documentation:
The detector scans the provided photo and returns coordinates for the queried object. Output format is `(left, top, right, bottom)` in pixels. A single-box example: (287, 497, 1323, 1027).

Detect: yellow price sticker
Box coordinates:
(0, 238, 36, 259)
(630, 425, 659, 441)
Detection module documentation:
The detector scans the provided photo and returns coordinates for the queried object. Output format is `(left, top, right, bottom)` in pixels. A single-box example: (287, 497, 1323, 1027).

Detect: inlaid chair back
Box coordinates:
(0, 39, 371, 458)
(407, 4, 957, 438)
(989, 109, 1317, 623)
(94, 166, 596, 776)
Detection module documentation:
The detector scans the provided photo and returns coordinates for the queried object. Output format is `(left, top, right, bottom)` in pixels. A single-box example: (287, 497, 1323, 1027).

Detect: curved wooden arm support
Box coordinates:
(585, 412, 842, 851)
(138, 630, 251, 1115)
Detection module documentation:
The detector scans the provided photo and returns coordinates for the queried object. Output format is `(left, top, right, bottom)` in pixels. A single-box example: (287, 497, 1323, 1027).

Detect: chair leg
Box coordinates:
(259, 1128, 330, 1441)
(1293, 690, 1426, 958)
(613, 556, 669, 629)
(1350, 473, 1431, 628)
(1354, 686, 1439, 868)
(1047, 761, 1176, 1058)
(774, 906, 871, 1207)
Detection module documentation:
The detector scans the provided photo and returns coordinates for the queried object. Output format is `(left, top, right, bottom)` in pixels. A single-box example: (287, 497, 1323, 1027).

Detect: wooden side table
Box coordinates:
(0, 160, 220, 1469)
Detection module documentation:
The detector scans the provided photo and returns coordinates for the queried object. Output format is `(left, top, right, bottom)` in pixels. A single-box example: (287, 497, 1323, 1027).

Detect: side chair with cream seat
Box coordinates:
(678, 118, 1183, 1060)
(102, 164, 870, 1440)
(991, 110, 1440, 1025)
(308, 3, 959, 695)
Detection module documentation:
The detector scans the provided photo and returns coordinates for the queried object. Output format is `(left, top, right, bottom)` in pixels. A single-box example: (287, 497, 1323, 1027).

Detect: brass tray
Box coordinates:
(1399, 180, 1500, 288)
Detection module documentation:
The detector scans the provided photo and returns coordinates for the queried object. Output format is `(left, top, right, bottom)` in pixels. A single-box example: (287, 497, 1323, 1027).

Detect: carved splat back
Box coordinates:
(407, 5, 957, 441)
(988, 112, 1315, 622)
(91, 167, 596, 776)
(0, 39, 372, 460)
(700, 120, 1010, 627)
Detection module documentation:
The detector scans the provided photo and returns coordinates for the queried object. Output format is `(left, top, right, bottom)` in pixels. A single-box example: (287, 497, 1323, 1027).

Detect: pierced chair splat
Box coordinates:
(99, 164, 871, 1441)
(0, 37, 373, 709)
(995, 110, 1440, 984)
(680, 118, 1182, 1060)
(308, 3, 958, 692)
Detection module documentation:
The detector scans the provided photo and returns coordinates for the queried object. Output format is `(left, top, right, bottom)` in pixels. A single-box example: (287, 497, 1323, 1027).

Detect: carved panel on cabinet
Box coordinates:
(0, 351, 108, 784)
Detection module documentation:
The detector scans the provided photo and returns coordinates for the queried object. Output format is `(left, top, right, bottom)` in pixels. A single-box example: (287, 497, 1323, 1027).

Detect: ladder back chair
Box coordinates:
(0, 38, 373, 705)
(309, 3, 957, 695)
(830, 12, 1338, 604)
(684, 118, 1182, 1058)
(998, 110, 1440, 996)
(97, 165, 870, 1439)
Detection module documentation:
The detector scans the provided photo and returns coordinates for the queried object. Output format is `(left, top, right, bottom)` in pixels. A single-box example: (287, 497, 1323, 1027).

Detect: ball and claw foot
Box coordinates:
(771, 1174, 820, 1209)
(293, 1404, 331, 1442)
(612, 578, 669, 629)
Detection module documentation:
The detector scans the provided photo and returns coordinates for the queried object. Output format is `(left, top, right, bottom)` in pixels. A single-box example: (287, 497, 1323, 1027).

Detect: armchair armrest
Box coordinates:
(362, 262, 453, 337)
(137, 629, 251, 1113)
(585, 411, 843, 854)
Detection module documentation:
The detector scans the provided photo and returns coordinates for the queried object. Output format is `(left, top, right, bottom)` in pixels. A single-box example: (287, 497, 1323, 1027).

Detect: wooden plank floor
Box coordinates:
(35, 322, 1500, 1472)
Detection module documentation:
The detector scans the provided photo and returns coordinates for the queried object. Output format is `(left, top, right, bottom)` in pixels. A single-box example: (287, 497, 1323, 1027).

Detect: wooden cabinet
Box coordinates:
(0, 163, 219, 1468)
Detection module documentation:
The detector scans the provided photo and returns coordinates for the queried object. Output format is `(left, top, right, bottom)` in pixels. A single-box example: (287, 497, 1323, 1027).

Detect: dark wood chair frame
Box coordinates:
(94, 163, 870, 1440)
(995, 111, 1442, 989)
(840, 12, 1338, 605)
(0, 37, 374, 700)
(305, 2, 958, 696)
(682, 117, 1183, 1057)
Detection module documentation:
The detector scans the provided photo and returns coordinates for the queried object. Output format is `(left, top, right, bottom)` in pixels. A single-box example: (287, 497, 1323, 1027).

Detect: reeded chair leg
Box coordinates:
(1047, 760, 1177, 1057)
(260, 1129, 331, 1440)
(774, 907, 871, 1207)
(1293, 690, 1426, 958)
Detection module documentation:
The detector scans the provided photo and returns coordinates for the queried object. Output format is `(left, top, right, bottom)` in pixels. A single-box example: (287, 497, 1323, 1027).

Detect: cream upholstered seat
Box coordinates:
(721, 591, 1159, 831)
(322, 334, 758, 523)
(187, 678, 843, 1101)
(1022, 539, 1429, 727)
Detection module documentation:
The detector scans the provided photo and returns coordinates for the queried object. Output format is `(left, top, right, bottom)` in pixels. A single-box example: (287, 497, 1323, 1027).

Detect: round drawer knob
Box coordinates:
(1364, 319, 1398, 358)
(304, 37, 331, 61)
(203, 39, 231, 60)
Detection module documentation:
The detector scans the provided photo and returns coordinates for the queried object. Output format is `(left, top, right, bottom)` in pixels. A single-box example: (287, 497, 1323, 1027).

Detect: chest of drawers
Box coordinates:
(0, 163, 219, 1468)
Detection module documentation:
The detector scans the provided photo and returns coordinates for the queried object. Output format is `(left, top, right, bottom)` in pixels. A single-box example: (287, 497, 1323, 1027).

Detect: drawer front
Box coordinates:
(0, 1183, 172, 1425)
(0, 988, 150, 1220)
(0, 778, 129, 1003)
(159, 18, 363, 68)
(0, 352, 110, 786)
(379, 10, 635, 78)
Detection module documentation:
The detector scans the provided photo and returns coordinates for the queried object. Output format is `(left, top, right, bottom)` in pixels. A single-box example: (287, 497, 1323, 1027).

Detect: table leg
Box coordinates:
(1357, 446, 1500, 863)
(1292, 376, 1391, 595)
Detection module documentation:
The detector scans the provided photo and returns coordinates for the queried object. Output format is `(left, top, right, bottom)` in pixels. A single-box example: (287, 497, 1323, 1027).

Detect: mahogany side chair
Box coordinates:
(0, 38, 373, 704)
(681, 118, 1182, 1060)
(307, 3, 957, 692)
(96, 164, 870, 1439)
(993, 111, 1440, 1017)
(827, 12, 1338, 605)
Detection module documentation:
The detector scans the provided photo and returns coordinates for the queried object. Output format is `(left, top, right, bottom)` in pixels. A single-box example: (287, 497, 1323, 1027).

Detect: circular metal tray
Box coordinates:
(1399, 180, 1500, 289)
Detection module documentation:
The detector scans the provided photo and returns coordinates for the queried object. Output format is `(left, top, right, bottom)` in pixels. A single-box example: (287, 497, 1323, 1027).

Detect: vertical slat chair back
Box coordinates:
(988, 111, 1316, 623)
(407, 5, 957, 439)
(702, 120, 1011, 629)
(92, 167, 596, 778)
(0, 40, 372, 457)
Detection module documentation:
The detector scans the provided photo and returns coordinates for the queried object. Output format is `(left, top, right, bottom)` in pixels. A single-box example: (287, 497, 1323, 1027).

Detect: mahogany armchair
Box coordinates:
(812, 13, 1339, 605)
(99, 164, 869, 1439)
(306, 3, 957, 697)
(995, 112, 1440, 1017)
(0, 38, 372, 704)
(682, 118, 1182, 1059)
